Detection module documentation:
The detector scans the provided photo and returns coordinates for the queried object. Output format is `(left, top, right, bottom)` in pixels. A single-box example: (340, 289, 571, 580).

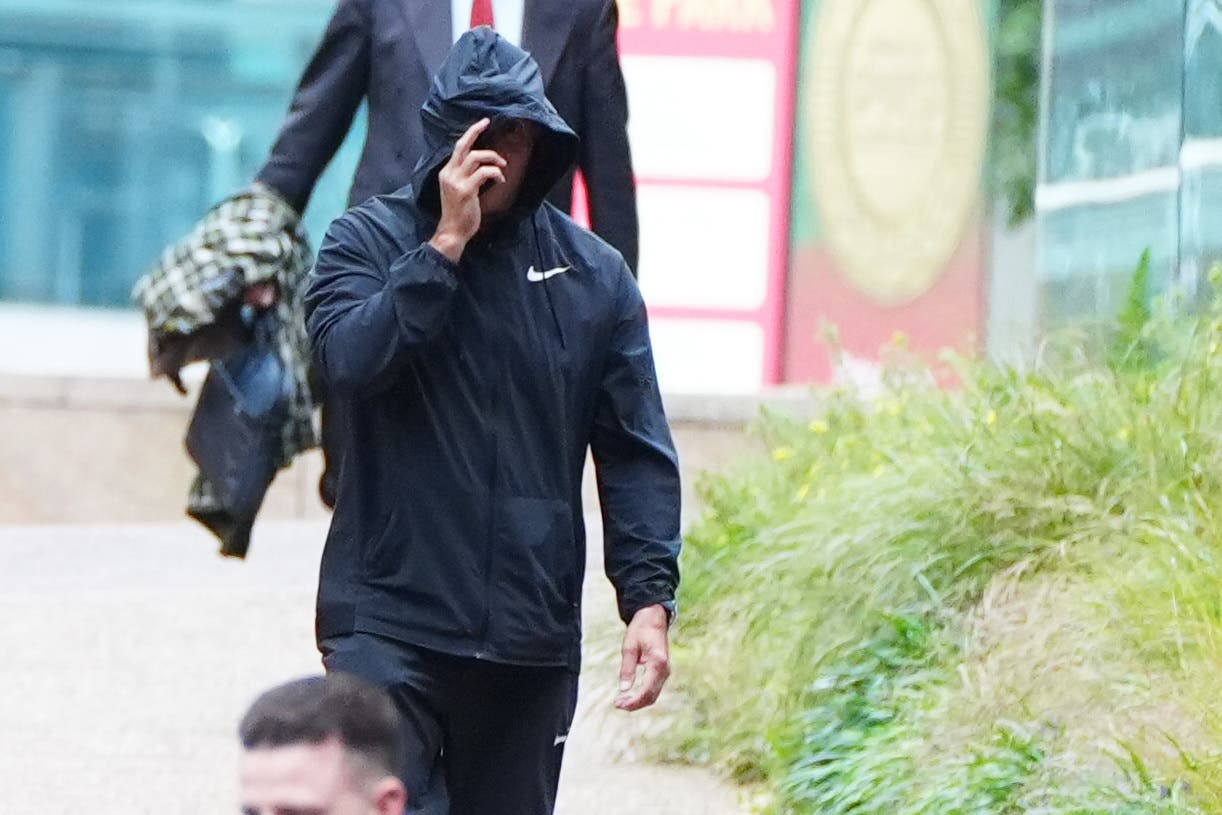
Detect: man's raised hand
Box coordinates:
(429, 118, 507, 263)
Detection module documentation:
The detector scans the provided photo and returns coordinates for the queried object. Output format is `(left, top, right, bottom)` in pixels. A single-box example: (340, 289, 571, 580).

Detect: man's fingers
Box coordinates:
(619, 641, 641, 692)
(244, 281, 278, 309)
(461, 149, 507, 175)
(445, 165, 505, 198)
(468, 165, 506, 192)
(640, 657, 669, 703)
(616, 656, 669, 712)
(450, 118, 491, 165)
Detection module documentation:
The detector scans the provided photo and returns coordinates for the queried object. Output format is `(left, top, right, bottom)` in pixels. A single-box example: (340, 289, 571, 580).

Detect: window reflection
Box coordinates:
(1039, 0, 1222, 325)
(0, 1, 363, 308)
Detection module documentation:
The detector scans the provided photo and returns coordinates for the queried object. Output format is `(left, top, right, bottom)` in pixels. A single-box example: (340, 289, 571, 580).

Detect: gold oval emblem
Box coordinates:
(806, 0, 990, 306)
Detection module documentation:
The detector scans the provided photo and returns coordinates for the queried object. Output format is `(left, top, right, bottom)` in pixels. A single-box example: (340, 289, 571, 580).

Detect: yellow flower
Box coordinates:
(1116, 427, 1131, 441)
(985, 409, 997, 426)
(890, 331, 910, 348)
(809, 419, 830, 434)
(796, 483, 811, 501)
(773, 446, 795, 462)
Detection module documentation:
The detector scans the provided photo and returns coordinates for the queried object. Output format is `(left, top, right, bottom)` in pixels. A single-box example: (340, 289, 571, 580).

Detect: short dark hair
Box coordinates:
(239, 674, 404, 778)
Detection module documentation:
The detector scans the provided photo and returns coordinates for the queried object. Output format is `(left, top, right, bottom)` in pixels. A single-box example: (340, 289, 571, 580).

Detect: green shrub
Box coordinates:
(671, 262, 1222, 813)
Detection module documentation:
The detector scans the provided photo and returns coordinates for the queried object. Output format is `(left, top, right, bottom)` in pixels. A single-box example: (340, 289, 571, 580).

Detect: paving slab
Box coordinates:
(0, 520, 744, 814)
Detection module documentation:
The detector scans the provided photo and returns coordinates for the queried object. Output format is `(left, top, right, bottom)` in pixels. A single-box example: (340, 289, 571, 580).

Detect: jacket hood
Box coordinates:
(413, 27, 579, 217)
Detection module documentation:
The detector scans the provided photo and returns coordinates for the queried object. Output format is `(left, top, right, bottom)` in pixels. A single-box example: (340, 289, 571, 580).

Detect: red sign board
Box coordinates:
(602, 0, 801, 392)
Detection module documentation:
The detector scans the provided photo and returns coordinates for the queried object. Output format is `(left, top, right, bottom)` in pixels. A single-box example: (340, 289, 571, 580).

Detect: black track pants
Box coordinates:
(321, 631, 579, 815)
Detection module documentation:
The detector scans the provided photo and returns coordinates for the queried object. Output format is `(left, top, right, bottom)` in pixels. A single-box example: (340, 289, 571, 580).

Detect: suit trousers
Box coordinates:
(320, 631, 579, 815)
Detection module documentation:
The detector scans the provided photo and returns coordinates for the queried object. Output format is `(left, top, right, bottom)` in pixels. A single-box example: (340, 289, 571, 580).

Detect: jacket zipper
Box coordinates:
(474, 254, 506, 658)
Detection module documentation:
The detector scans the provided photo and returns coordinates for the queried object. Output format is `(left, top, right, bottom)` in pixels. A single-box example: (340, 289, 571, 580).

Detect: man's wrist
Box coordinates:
(249, 181, 300, 221)
(429, 230, 467, 264)
(659, 599, 677, 627)
(631, 602, 675, 628)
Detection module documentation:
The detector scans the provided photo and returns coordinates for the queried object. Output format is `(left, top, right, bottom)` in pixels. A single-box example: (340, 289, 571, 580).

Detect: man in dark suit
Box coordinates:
(255, 0, 639, 508)
(256, 0, 639, 274)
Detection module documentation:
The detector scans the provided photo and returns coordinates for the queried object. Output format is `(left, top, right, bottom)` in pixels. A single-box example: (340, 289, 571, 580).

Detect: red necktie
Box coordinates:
(470, 0, 494, 28)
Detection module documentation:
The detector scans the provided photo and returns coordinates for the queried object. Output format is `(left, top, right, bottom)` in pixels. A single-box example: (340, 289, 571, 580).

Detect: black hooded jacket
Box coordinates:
(304, 29, 680, 670)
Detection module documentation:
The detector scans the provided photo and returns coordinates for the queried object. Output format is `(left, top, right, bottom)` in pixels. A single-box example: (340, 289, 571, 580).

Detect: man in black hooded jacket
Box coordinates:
(304, 29, 680, 815)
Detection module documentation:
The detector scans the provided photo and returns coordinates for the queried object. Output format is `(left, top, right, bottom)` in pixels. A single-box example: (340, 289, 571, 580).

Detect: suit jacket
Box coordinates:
(256, 0, 639, 274)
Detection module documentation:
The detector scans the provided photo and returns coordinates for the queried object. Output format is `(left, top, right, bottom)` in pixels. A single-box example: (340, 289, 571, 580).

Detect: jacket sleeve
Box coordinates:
(590, 268, 681, 623)
(255, 0, 371, 214)
(578, 0, 641, 276)
(305, 215, 460, 396)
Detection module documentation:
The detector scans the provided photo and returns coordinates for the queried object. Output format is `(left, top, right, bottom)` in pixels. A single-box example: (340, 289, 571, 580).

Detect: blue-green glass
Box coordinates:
(0, 0, 364, 308)
(1039, 0, 1222, 324)
(1179, 0, 1222, 304)
(1038, 0, 1184, 326)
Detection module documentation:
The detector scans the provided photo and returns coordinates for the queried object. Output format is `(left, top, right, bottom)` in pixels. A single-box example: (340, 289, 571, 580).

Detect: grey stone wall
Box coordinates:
(0, 376, 806, 529)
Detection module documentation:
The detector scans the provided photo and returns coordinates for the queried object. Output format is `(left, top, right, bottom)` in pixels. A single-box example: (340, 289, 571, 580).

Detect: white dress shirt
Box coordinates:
(451, 0, 524, 47)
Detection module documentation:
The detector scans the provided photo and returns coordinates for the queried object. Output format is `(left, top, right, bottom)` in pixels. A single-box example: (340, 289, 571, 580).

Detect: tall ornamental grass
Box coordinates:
(671, 257, 1222, 813)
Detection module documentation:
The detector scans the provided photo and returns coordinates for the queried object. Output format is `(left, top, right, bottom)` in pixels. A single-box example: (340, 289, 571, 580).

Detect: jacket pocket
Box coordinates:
(490, 496, 579, 656)
(360, 486, 487, 640)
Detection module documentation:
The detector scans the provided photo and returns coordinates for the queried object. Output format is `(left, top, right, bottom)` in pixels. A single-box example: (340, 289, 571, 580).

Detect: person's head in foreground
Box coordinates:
(239, 674, 407, 815)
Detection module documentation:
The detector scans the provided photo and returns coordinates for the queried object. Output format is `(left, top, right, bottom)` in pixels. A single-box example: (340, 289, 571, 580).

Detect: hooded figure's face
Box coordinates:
(476, 118, 541, 219)
(415, 28, 578, 220)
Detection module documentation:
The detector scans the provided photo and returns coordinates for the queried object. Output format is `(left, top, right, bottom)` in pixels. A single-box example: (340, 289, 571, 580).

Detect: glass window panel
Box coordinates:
(0, 0, 362, 308)
(1039, 0, 1222, 325)
(1038, 0, 1185, 327)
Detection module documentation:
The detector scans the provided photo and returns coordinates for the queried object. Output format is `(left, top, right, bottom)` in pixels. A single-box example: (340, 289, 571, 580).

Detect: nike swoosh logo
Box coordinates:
(526, 265, 572, 283)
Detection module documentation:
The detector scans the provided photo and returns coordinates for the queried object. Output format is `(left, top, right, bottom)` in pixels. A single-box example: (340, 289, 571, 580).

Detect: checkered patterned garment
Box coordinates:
(132, 183, 318, 469)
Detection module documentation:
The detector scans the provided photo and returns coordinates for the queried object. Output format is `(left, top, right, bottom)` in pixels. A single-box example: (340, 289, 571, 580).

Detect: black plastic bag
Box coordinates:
(185, 313, 291, 558)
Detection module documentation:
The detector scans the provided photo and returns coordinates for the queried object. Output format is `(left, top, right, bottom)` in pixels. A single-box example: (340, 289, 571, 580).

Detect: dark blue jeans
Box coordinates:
(320, 631, 579, 815)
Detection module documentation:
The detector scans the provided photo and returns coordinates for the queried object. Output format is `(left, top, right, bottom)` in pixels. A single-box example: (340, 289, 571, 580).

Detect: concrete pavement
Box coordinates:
(0, 519, 743, 814)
